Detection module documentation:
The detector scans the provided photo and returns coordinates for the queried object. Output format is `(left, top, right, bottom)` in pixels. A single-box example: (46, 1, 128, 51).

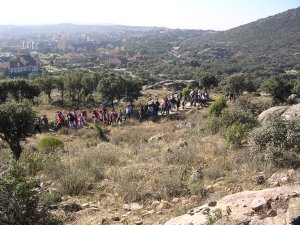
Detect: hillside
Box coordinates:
(179, 7, 300, 76)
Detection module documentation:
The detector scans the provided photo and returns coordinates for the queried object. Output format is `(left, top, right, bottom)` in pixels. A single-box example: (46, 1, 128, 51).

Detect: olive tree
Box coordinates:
(0, 102, 35, 160)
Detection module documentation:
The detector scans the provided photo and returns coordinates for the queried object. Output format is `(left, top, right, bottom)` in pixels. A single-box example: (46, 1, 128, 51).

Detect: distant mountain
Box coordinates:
(180, 7, 300, 76)
(0, 24, 167, 36)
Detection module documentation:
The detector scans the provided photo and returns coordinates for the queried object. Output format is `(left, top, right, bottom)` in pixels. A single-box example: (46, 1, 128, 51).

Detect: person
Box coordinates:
(67, 109, 76, 129)
(41, 115, 49, 131)
(55, 111, 64, 132)
(77, 113, 85, 129)
(34, 117, 42, 134)
(110, 108, 117, 124)
(81, 108, 87, 120)
(92, 109, 100, 125)
(117, 109, 123, 124)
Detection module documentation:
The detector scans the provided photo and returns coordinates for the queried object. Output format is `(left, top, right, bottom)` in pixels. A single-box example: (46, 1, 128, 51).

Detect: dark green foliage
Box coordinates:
(0, 102, 35, 160)
(221, 73, 258, 95)
(38, 136, 64, 154)
(0, 80, 40, 103)
(0, 163, 62, 225)
(97, 73, 142, 107)
(36, 76, 55, 102)
(250, 115, 300, 168)
(208, 97, 227, 117)
(261, 76, 293, 104)
(197, 72, 218, 91)
(224, 123, 247, 147)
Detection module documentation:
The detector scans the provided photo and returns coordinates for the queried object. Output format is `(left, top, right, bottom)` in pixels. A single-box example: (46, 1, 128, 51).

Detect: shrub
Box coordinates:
(224, 123, 247, 147)
(59, 169, 87, 196)
(0, 162, 62, 225)
(94, 124, 110, 142)
(38, 136, 64, 154)
(208, 97, 227, 117)
(20, 150, 60, 175)
(250, 115, 300, 168)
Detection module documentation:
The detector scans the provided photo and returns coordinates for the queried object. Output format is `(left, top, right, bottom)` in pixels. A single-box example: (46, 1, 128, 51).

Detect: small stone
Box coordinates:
(49, 204, 58, 210)
(135, 221, 143, 225)
(123, 203, 143, 211)
(267, 172, 289, 185)
(208, 201, 217, 207)
(255, 175, 265, 185)
(172, 198, 180, 203)
(267, 209, 277, 217)
(202, 207, 210, 215)
(112, 215, 121, 221)
(251, 197, 267, 211)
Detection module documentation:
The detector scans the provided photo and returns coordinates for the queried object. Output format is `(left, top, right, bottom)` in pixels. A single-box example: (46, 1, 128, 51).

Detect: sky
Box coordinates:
(0, 0, 299, 30)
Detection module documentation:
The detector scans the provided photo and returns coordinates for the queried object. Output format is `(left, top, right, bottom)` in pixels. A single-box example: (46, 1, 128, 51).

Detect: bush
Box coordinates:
(94, 124, 110, 142)
(224, 123, 247, 147)
(208, 97, 227, 117)
(38, 136, 64, 154)
(0, 162, 62, 225)
(250, 115, 300, 168)
(20, 150, 60, 175)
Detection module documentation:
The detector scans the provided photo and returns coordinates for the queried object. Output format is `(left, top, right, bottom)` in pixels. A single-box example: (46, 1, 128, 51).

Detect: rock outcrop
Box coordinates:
(143, 80, 198, 91)
(258, 103, 300, 122)
(164, 185, 300, 225)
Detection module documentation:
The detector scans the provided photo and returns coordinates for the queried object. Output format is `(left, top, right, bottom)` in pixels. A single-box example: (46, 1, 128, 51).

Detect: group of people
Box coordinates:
(91, 104, 133, 125)
(33, 88, 211, 134)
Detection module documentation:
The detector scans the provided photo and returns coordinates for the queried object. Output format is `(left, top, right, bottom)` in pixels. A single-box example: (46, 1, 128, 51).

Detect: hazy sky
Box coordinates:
(1, 0, 299, 30)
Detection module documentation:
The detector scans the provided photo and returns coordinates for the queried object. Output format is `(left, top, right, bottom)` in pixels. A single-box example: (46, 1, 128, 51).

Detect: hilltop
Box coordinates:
(179, 7, 300, 76)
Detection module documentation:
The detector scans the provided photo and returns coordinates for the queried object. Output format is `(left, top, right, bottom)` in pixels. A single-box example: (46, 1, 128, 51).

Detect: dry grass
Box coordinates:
(1, 92, 295, 225)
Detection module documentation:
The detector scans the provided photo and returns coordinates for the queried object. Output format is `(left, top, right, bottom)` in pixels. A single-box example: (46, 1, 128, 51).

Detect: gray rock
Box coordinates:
(251, 197, 267, 211)
(258, 106, 289, 122)
(123, 202, 143, 211)
(267, 173, 289, 185)
(165, 186, 300, 225)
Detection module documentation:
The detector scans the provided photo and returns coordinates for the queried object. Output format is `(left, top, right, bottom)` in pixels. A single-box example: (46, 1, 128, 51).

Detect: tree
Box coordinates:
(122, 78, 143, 103)
(0, 163, 62, 225)
(261, 76, 292, 104)
(292, 79, 300, 96)
(0, 80, 40, 103)
(36, 76, 55, 102)
(221, 73, 257, 96)
(54, 76, 65, 103)
(0, 102, 35, 160)
(97, 73, 124, 108)
(64, 70, 85, 106)
(198, 72, 218, 91)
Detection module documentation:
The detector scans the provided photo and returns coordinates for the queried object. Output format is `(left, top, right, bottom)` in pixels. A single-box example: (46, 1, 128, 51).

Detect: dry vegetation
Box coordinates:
(1, 90, 298, 225)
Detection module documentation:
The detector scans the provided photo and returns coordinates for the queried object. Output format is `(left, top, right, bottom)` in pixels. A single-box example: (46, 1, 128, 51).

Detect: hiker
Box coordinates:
(41, 115, 49, 131)
(55, 111, 64, 132)
(81, 108, 87, 120)
(117, 109, 123, 124)
(110, 108, 117, 124)
(67, 109, 76, 129)
(139, 105, 145, 122)
(77, 113, 85, 129)
(34, 117, 42, 134)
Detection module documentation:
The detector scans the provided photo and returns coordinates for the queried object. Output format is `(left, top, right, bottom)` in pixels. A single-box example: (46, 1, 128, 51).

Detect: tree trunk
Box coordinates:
(111, 99, 114, 109)
(7, 140, 22, 160)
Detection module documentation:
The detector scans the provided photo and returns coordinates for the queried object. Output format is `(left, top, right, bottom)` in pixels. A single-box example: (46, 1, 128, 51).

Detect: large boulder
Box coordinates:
(282, 103, 300, 120)
(164, 185, 300, 225)
(258, 106, 289, 122)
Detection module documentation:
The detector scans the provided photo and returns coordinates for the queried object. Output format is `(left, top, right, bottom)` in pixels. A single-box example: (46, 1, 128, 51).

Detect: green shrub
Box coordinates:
(224, 123, 247, 147)
(0, 162, 62, 225)
(40, 191, 62, 208)
(221, 109, 257, 129)
(20, 150, 60, 175)
(208, 97, 227, 117)
(59, 169, 87, 196)
(38, 136, 64, 154)
(250, 115, 300, 168)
